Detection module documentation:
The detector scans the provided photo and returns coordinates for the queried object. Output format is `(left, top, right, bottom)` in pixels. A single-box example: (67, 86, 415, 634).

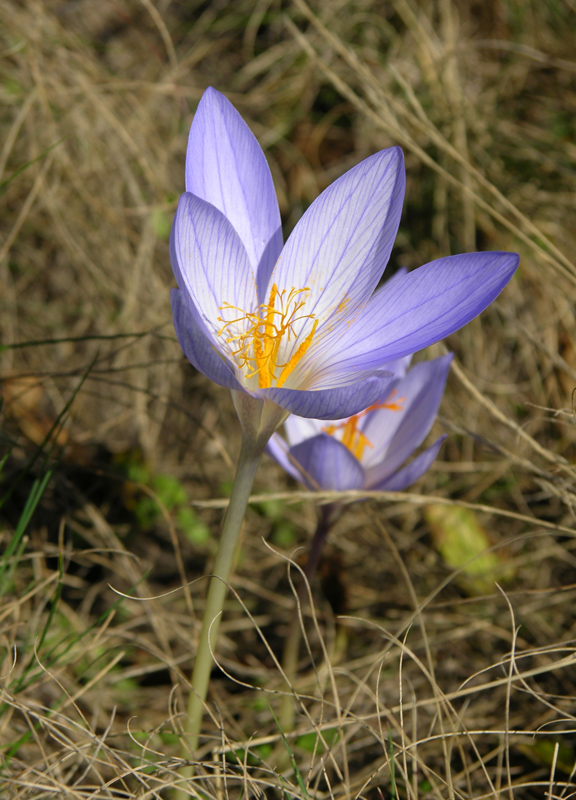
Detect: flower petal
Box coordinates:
(370, 436, 446, 491)
(375, 265, 407, 291)
(378, 354, 412, 380)
(289, 434, 366, 491)
(316, 251, 519, 371)
(266, 434, 305, 483)
(185, 87, 283, 293)
(171, 289, 243, 390)
(171, 192, 257, 334)
(362, 354, 452, 476)
(268, 147, 405, 337)
(284, 414, 325, 446)
(260, 372, 395, 420)
(297, 354, 409, 394)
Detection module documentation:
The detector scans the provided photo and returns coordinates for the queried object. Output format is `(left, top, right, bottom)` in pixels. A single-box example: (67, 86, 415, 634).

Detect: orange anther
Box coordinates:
(321, 389, 405, 459)
(218, 284, 318, 389)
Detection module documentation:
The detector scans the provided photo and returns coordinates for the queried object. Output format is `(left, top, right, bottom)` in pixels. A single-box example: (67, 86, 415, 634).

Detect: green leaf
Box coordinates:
(152, 208, 171, 240)
(0, 139, 64, 195)
(425, 504, 514, 593)
(177, 506, 210, 545)
(151, 473, 187, 510)
(295, 728, 339, 754)
(520, 739, 575, 774)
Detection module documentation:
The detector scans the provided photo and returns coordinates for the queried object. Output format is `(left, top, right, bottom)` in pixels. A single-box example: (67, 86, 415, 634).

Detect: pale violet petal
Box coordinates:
(293, 299, 404, 387)
(289, 434, 366, 491)
(361, 354, 452, 472)
(293, 362, 395, 392)
(284, 414, 325, 446)
(369, 437, 446, 491)
(266, 434, 304, 484)
(265, 148, 405, 345)
(375, 265, 407, 291)
(380, 354, 412, 380)
(297, 357, 400, 396)
(171, 192, 257, 334)
(171, 289, 243, 390)
(185, 87, 283, 289)
(259, 373, 395, 420)
(313, 251, 519, 372)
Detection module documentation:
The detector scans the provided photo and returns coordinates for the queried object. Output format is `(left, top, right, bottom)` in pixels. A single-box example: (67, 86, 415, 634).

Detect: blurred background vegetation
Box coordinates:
(1, 0, 576, 797)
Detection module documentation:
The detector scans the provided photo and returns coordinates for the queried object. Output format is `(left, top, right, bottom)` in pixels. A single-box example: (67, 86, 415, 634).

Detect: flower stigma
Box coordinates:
(322, 392, 405, 460)
(218, 284, 319, 390)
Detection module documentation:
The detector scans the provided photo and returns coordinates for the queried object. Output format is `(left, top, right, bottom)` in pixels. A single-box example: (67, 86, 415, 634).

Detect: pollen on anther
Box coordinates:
(322, 392, 405, 460)
(217, 284, 318, 389)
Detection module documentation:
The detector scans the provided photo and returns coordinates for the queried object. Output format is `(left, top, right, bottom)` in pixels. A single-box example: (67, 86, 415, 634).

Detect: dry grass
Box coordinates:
(1, 0, 576, 797)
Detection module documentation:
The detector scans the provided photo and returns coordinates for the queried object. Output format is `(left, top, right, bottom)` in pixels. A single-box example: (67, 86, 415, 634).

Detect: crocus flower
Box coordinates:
(267, 354, 453, 493)
(170, 87, 518, 437)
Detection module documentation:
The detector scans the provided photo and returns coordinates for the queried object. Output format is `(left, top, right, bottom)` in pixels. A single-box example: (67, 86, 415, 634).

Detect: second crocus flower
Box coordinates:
(267, 353, 453, 494)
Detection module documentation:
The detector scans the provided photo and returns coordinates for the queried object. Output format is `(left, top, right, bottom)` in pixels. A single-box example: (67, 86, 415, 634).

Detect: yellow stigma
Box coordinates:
(217, 284, 319, 389)
(322, 392, 405, 460)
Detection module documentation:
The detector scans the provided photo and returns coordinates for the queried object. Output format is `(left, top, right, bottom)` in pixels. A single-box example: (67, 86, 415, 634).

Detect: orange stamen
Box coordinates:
(322, 390, 405, 460)
(276, 318, 319, 388)
(217, 284, 318, 389)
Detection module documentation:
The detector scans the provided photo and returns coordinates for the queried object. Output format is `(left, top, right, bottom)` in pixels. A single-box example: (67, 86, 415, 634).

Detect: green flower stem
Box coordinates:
(278, 504, 336, 736)
(174, 434, 265, 800)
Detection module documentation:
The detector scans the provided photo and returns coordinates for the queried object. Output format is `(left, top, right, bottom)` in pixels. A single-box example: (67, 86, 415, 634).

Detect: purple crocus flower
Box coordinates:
(170, 87, 518, 430)
(267, 354, 453, 493)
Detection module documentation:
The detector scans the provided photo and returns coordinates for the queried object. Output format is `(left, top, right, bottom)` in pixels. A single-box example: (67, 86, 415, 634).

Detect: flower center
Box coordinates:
(322, 392, 404, 460)
(217, 284, 319, 389)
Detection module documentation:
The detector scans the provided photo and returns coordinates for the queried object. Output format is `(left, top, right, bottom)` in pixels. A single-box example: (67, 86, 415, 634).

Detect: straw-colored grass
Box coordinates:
(1, 0, 576, 797)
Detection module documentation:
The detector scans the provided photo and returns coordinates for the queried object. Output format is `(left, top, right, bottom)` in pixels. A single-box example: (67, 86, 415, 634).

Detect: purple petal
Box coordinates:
(266, 148, 405, 338)
(381, 354, 412, 380)
(288, 434, 366, 491)
(260, 372, 395, 420)
(373, 265, 408, 295)
(298, 356, 409, 394)
(170, 192, 256, 333)
(315, 251, 519, 371)
(185, 87, 283, 294)
(171, 289, 243, 390)
(362, 354, 452, 476)
(284, 415, 325, 446)
(266, 434, 305, 484)
(370, 436, 446, 491)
